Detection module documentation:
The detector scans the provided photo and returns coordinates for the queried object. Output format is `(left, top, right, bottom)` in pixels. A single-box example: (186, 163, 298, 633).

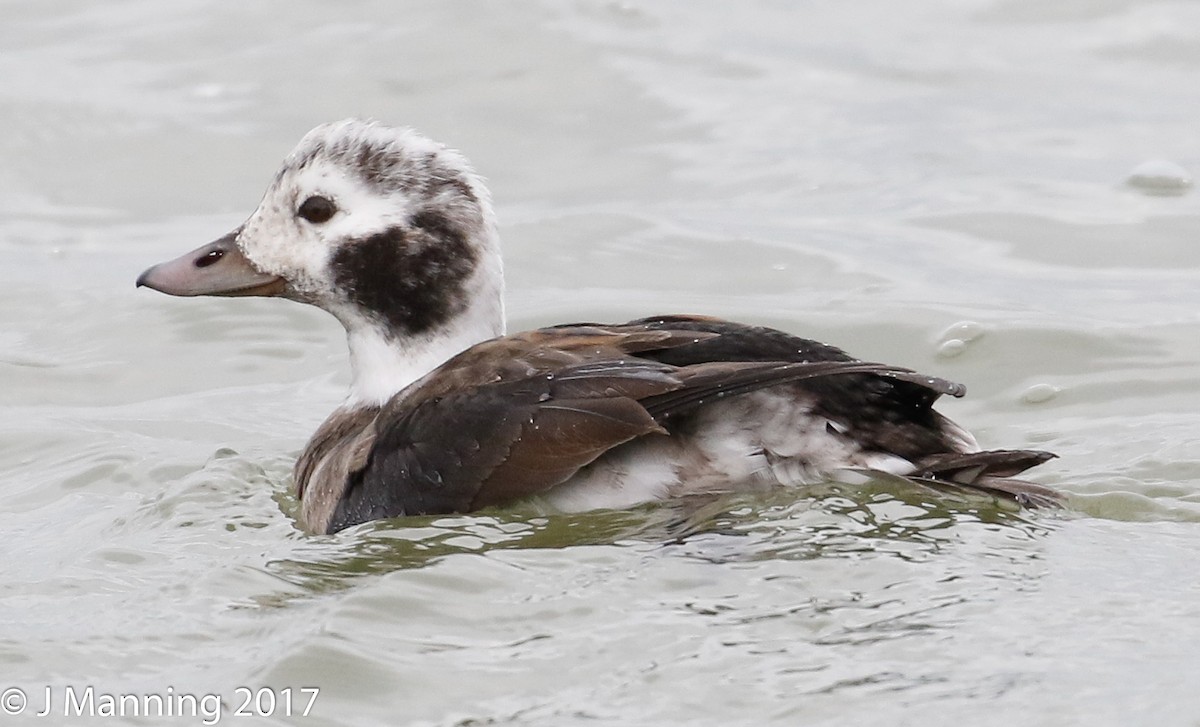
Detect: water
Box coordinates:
(3, 1, 1200, 725)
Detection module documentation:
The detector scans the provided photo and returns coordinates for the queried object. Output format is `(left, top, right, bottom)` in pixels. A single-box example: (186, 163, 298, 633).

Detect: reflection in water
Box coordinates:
(261, 480, 1056, 599)
(243, 480, 1062, 725)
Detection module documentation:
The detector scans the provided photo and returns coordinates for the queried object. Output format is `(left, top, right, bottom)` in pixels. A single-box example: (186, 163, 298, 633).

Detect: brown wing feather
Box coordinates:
(304, 317, 1058, 533)
(399, 324, 726, 404)
(320, 350, 958, 531)
(325, 358, 683, 530)
(469, 397, 668, 509)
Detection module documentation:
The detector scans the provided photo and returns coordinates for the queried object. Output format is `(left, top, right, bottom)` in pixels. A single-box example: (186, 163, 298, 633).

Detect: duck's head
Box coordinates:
(138, 119, 505, 404)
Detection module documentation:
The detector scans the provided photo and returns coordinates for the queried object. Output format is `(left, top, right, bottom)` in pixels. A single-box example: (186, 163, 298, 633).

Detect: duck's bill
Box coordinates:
(136, 232, 285, 297)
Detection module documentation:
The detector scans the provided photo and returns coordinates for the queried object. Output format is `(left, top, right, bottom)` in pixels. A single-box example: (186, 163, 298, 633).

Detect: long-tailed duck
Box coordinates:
(138, 119, 1059, 534)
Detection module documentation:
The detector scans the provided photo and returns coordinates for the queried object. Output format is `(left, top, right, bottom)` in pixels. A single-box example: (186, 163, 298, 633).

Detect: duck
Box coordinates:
(137, 118, 1059, 534)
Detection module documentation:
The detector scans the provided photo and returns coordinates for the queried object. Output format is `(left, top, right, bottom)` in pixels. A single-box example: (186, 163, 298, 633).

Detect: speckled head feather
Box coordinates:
(235, 119, 506, 405)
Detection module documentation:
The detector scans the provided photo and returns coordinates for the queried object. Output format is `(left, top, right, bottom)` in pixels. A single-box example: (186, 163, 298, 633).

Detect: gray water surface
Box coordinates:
(3, 2, 1200, 725)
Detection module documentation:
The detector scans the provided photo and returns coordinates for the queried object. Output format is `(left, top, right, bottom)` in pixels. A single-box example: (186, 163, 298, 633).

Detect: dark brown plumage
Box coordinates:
(295, 317, 1059, 534)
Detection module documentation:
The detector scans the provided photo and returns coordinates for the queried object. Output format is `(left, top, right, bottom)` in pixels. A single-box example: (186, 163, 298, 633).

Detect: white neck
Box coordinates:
(343, 299, 505, 407)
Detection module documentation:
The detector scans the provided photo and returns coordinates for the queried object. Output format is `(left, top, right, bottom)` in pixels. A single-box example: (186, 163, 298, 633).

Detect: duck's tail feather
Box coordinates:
(908, 449, 1062, 508)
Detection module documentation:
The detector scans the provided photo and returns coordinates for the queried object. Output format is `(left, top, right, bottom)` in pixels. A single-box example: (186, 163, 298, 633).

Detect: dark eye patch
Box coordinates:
(297, 195, 337, 224)
(330, 211, 476, 336)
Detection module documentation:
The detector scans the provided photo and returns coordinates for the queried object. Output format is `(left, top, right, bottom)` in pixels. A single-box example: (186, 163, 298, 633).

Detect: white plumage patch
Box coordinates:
(541, 389, 926, 513)
(543, 441, 680, 512)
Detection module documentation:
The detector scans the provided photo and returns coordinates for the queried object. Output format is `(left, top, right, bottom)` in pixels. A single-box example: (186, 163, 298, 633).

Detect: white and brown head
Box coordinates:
(138, 119, 505, 404)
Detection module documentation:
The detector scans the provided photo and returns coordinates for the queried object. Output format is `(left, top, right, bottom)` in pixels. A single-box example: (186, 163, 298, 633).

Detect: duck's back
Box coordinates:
(299, 316, 1056, 534)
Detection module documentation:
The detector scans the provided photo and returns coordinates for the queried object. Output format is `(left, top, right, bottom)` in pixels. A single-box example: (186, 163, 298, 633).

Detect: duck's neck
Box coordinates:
(343, 305, 504, 407)
(340, 220, 506, 407)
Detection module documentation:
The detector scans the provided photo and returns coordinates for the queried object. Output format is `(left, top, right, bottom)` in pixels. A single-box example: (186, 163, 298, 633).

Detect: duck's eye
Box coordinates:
(297, 196, 337, 224)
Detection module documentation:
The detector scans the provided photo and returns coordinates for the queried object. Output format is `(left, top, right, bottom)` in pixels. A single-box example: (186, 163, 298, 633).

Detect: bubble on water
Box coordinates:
(1127, 159, 1192, 196)
(937, 339, 967, 359)
(940, 320, 985, 343)
(936, 321, 984, 357)
(1021, 383, 1060, 404)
